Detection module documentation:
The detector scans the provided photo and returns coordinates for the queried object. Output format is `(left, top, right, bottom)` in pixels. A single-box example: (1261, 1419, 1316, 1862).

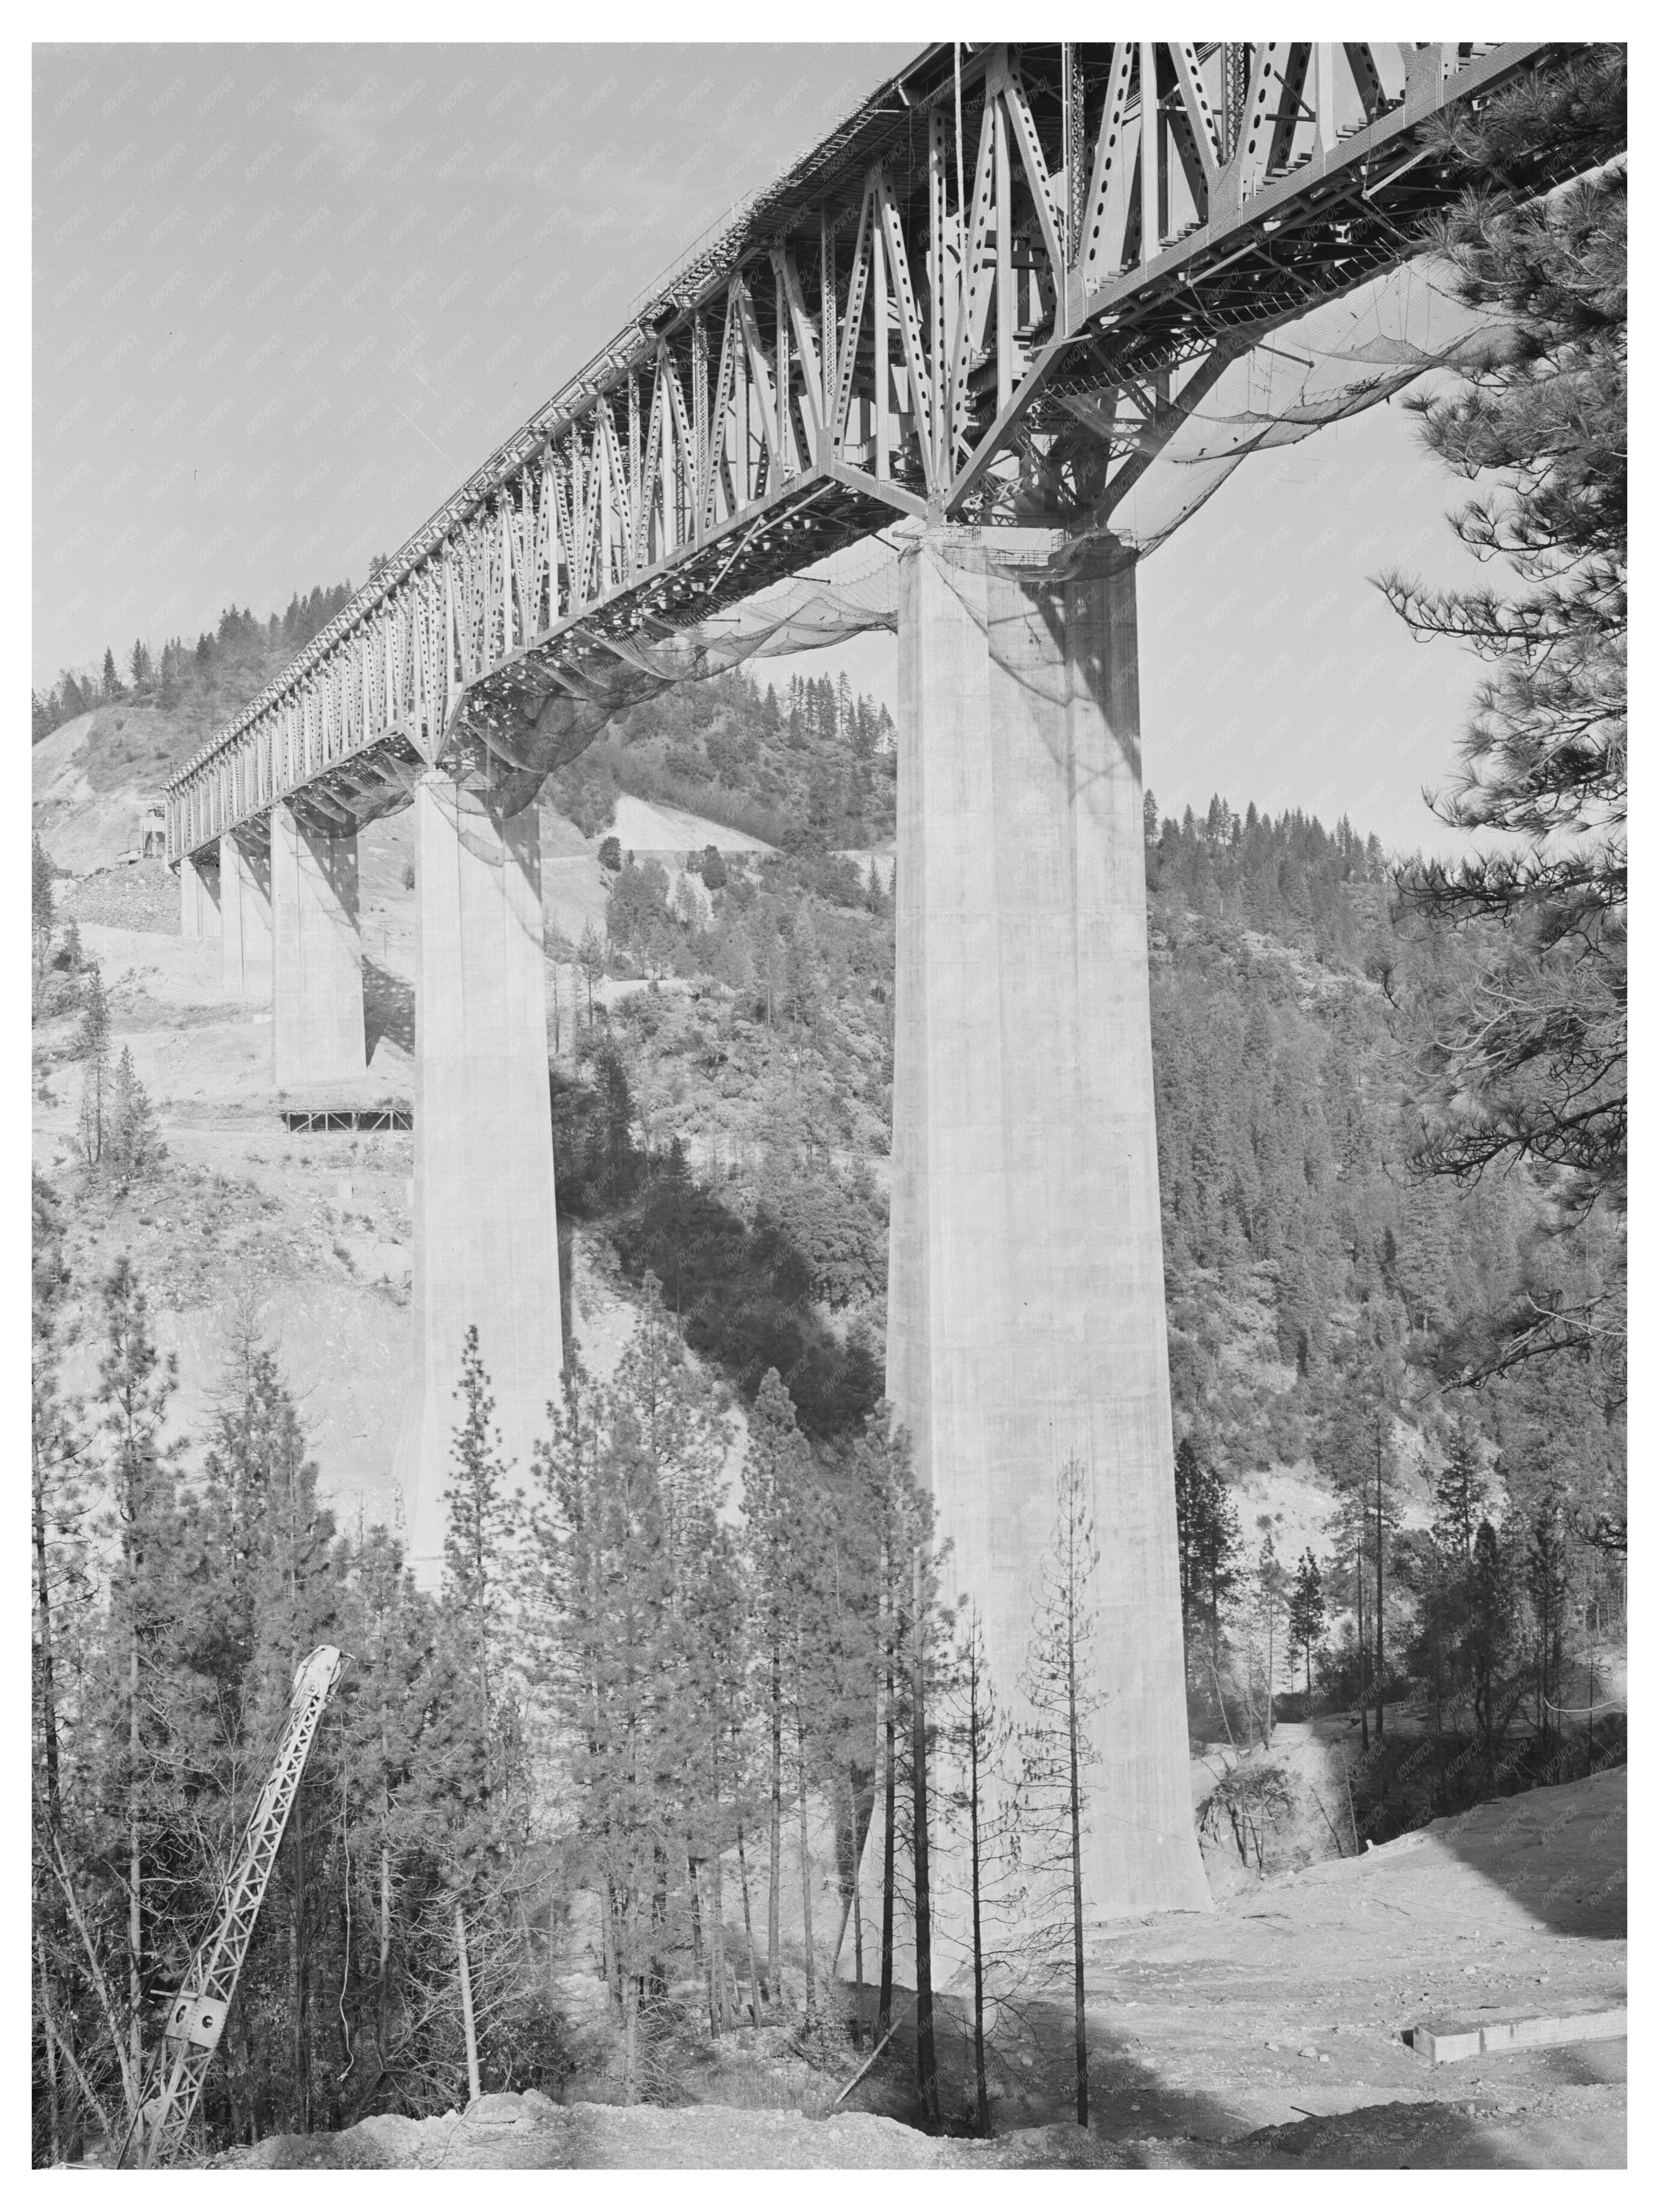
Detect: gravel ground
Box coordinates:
(217, 2079, 1623, 2172)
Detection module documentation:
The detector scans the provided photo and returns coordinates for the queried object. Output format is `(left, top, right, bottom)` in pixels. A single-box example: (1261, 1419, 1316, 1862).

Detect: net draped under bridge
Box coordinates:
(166, 41, 1582, 1944)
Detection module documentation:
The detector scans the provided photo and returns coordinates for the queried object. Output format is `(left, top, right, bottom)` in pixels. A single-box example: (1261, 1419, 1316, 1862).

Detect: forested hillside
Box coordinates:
(548, 665, 897, 852)
(31, 581, 358, 756)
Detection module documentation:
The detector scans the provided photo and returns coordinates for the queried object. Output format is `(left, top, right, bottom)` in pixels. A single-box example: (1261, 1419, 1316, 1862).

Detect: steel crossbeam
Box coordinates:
(166, 40, 1578, 862)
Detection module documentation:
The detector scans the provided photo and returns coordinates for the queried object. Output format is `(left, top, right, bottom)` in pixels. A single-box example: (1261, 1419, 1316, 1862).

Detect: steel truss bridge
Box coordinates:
(166, 39, 1574, 860)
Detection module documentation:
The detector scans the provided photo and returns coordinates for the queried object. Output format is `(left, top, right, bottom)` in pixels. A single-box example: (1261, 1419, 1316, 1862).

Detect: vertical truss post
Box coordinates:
(1138, 42, 1159, 262)
(992, 94, 1013, 414)
(1062, 40, 1085, 273)
(927, 107, 949, 482)
(820, 209, 836, 458)
(692, 313, 709, 544)
(872, 186, 890, 480)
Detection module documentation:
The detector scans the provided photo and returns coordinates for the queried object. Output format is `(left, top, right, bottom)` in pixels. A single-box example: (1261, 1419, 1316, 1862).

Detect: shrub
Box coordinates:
(551, 748, 620, 835)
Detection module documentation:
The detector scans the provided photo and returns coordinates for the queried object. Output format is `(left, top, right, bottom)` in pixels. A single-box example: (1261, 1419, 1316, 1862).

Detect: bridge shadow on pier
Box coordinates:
(363, 958, 414, 1061)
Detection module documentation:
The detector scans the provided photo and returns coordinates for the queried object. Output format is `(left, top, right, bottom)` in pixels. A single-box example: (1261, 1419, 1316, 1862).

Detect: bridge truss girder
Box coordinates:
(167, 39, 1577, 862)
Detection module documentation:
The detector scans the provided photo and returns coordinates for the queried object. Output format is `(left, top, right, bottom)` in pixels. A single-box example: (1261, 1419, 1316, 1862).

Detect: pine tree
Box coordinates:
(106, 1048, 163, 1185)
(1173, 1435, 1241, 1699)
(442, 1327, 523, 1742)
(1287, 1550, 1327, 1705)
(1524, 1490, 1572, 1755)
(739, 1369, 810, 2014)
(32, 1176, 96, 2161)
(76, 968, 112, 1169)
(1469, 1520, 1516, 1791)
(938, 1601, 1019, 2134)
(1016, 1456, 1102, 2130)
(89, 1261, 187, 2111)
(1386, 49, 1627, 1356)
(849, 1409, 931, 2046)
(1251, 1532, 1291, 1747)
(530, 1342, 680, 2100)
(33, 834, 55, 1007)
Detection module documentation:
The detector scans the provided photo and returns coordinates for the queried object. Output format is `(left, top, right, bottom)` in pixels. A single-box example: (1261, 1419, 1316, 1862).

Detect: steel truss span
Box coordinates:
(167, 40, 1572, 864)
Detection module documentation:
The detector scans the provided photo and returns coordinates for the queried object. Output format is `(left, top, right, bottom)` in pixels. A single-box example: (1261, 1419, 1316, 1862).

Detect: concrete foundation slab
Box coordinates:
(393, 775, 562, 1584)
(1415, 2007, 1628, 2062)
(221, 827, 273, 1001)
(883, 526, 1209, 1964)
(272, 802, 366, 1086)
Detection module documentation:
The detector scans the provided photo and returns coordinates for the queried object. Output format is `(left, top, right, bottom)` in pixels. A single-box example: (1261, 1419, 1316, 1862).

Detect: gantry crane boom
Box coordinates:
(118, 1645, 346, 2169)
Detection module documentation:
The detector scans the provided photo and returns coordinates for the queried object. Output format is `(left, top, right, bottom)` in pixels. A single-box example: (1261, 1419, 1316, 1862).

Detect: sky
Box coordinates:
(34, 41, 1491, 856)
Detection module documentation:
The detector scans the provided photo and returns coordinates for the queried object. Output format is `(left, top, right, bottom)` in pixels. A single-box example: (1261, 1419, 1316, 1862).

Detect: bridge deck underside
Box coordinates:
(167, 39, 1570, 861)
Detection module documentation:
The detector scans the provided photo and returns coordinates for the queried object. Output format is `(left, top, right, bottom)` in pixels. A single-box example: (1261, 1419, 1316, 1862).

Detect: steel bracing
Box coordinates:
(166, 40, 1576, 862)
(116, 1648, 345, 2170)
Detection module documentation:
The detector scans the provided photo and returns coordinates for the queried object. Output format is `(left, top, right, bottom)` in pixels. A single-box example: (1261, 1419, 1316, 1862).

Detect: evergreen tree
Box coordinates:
(89, 1262, 188, 2111)
(1250, 1532, 1291, 1747)
(33, 834, 56, 1006)
(1523, 1489, 1572, 1755)
(1287, 1550, 1327, 1705)
(530, 1341, 681, 2099)
(1469, 1520, 1516, 1791)
(1016, 1456, 1101, 2130)
(1387, 49, 1627, 1361)
(739, 1369, 811, 2013)
(938, 1600, 1019, 2135)
(76, 968, 112, 1169)
(106, 1049, 163, 1185)
(442, 1327, 523, 1742)
(1173, 1436, 1241, 1696)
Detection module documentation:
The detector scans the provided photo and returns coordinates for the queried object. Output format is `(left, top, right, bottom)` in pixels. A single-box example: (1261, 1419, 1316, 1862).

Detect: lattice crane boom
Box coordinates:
(118, 1646, 346, 2170)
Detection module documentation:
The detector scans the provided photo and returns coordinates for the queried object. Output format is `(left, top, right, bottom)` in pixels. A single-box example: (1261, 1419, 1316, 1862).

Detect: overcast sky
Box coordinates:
(34, 41, 1489, 853)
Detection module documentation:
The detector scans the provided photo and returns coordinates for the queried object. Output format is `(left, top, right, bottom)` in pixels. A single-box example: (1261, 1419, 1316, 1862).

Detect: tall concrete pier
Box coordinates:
(220, 826, 273, 1002)
(393, 773, 562, 1582)
(271, 802, 366, 1087)
(888, 527, 1208, 1953)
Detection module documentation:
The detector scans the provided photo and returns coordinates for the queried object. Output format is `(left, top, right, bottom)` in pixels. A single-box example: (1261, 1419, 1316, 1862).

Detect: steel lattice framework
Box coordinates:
(117, 1648, 345, 2170)
(166, 39, 1577, 864)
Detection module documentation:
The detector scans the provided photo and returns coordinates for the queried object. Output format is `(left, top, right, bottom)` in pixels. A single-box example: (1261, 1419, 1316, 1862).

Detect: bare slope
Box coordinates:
(32, 793, 763, 1521)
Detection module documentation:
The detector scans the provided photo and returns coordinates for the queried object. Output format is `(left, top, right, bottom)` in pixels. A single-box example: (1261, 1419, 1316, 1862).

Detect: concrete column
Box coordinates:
(393, 774, 562, 1583)
(884, 526, 1208, 1964)
(178, 847, 221, 938)
(221, 826, 273, 1001)
(270, 802, 366, 1086)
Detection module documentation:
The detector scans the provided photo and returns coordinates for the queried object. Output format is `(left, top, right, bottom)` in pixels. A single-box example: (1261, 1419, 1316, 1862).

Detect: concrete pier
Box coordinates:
(220, 827, 273, 1001)
(271, 802, 366, 1087)
(179, 848, 222, 938)
(393, 773, 562, 1582)
(885, 526, 1208, 1962)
